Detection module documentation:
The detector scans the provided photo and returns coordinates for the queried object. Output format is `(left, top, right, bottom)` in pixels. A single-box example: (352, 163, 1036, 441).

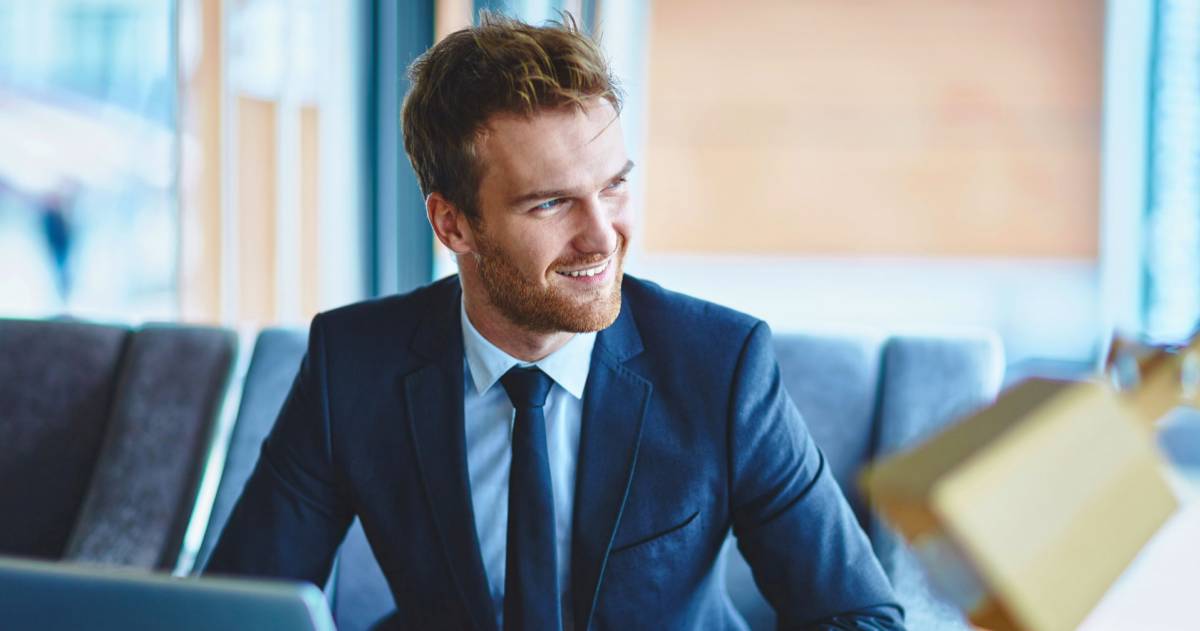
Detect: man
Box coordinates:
(207, 13, 905, 631)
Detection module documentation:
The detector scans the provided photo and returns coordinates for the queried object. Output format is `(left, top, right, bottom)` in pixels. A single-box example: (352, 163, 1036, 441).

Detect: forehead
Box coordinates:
(476, 99, 626, 200)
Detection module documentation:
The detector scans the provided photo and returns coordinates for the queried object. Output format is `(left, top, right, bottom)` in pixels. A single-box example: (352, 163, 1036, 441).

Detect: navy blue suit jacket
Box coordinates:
(206, 275, 904, 630)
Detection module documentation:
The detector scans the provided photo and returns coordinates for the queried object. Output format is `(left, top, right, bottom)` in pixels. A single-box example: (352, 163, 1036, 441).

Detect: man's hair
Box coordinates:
(401, 12, 622, 219)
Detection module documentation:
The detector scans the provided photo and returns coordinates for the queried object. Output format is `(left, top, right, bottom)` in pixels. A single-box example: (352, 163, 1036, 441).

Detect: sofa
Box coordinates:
(0, 318, 236, 571)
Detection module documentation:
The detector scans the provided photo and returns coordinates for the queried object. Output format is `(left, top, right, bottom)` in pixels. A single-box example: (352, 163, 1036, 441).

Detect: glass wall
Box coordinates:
(0, 0, 369, 326)
(177, 0, 367, 326)
(0, 0, 177, 320)
(1143, 0, 1200, 342)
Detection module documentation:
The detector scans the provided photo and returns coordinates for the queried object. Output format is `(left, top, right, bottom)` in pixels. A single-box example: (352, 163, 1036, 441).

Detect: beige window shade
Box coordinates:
(643, 0, 1103, 258)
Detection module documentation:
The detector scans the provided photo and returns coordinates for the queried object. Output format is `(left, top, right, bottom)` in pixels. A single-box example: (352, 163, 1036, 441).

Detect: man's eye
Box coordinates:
(534, 198, 564, 211)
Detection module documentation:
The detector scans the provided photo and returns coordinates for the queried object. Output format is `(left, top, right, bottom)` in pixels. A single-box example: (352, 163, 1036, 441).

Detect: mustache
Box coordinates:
(551, 237, 624, 269)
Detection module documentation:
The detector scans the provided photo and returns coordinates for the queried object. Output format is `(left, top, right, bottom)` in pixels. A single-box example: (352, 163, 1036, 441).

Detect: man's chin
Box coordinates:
(518, 279, 622, 334)
(565, 273, 623, 331)
(562, 299, 621, 333)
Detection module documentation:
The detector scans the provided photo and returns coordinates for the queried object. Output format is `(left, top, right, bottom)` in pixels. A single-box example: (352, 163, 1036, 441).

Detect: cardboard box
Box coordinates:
(862, 379, 1178, 631)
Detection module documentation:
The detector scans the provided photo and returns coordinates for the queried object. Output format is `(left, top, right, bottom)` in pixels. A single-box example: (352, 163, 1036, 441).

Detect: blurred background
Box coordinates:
(0, 0, 1194, 382)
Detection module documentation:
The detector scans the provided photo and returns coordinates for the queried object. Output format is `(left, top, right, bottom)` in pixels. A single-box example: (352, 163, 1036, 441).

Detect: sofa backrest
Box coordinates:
(197, 329, 308, 569)
(869, 334, 1004, 629)
(0, 318, 236, 570)
(0, 320, 130, 560)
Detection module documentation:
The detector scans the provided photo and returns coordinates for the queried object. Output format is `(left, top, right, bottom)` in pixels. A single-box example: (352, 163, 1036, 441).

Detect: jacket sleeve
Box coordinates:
(203, 314, 354, 586)
(729, 322, 906, 630)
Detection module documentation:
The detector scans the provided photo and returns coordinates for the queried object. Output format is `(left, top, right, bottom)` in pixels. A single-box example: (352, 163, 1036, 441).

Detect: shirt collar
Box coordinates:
(460, 299, 596, 400)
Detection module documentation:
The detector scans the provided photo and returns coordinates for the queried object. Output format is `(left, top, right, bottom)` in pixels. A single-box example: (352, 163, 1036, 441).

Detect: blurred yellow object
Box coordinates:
(862, 378, 1177, 631)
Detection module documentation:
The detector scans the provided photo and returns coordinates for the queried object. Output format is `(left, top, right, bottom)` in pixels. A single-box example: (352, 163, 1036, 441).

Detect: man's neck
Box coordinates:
(463, 294, 574, 363)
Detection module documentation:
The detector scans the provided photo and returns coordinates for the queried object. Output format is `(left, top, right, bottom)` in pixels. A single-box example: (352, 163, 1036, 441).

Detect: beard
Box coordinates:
(471, 226, 625, 334)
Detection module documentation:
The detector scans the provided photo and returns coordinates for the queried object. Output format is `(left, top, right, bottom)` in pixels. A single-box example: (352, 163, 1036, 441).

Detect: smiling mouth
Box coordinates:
(555, 259, 610, 278)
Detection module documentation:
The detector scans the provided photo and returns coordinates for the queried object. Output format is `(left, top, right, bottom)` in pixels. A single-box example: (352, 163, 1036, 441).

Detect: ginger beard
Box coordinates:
(470, 221, 625, 334)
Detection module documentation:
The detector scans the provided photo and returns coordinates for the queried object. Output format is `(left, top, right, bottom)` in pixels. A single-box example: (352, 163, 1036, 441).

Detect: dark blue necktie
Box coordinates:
(499, 367, 561, 631)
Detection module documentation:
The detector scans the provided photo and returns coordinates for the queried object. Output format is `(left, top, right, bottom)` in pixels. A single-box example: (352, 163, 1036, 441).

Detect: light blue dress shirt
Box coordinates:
(461, 301, 594, 630)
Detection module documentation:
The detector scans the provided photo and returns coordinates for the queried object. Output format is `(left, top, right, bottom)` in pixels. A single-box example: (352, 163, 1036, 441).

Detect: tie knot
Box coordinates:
(500, 366, 554, 410)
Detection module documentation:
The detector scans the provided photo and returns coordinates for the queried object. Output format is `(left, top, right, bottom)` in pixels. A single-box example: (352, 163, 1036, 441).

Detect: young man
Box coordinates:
(207, 14, 905, 631)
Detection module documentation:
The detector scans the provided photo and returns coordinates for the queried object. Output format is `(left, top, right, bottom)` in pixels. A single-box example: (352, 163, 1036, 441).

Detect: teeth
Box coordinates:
(561, 261, 607, 278)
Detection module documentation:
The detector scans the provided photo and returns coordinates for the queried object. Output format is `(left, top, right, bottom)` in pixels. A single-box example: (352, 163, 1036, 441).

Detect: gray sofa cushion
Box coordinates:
(0, 319, 129, 559)
(875, 335, 1004, 460)
(197, 329, 307, 569)
(0, 318, 235, 571)
(870, 334, 1004, 631)
(65, 325, 236, 569)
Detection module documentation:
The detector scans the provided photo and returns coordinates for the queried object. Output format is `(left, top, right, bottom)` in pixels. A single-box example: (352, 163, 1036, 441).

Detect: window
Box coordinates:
(0, 1, 177, 320)
(1143, 0, 1200, 341)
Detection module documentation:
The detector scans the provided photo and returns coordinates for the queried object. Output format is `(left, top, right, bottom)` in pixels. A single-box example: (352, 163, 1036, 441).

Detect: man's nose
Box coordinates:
(573, 196, 619, 256)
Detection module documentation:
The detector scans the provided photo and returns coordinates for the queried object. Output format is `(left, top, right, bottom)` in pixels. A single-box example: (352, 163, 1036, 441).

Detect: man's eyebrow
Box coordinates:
(509, 160, 636, 206)
(611, 159, 635, 182)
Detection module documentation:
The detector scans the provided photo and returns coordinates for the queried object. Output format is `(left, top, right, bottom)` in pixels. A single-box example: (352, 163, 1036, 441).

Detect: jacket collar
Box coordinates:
(592, 282, 644, 365)
(570, 285, 650, 629)
(404, 277, 496, 630)
(410, 276, 465, 364)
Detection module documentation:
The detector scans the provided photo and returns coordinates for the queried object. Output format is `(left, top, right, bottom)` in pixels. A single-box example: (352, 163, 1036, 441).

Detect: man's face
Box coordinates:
(464, 98, 633, 334)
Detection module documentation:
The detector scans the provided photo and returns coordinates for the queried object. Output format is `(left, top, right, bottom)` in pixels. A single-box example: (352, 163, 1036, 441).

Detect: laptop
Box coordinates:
(0, 555, 336, 631)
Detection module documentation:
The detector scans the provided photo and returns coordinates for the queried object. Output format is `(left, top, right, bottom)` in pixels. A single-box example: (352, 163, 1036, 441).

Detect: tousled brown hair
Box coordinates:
(401, 12, 621, 219)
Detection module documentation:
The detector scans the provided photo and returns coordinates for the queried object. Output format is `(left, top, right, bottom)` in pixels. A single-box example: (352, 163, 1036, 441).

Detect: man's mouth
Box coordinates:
(555, 258, 611, 278)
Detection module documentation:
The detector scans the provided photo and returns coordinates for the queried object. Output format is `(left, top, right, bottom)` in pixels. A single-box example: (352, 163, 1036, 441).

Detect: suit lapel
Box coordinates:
(402, 279, 498, 631)
(571, 296, 652, 630)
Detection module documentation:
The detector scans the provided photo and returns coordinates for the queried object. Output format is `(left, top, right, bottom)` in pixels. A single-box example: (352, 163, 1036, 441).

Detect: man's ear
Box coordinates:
(426, 192, 475, 254)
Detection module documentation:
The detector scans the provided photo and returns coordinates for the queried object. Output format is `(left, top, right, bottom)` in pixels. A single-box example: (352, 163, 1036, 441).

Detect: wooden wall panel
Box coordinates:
(643, 0, 1103, 258)
(236, 96, 277, 323)
(179, 0, 223, 323)
(300, 105, 320, 321)
(436, 0, 471, 40)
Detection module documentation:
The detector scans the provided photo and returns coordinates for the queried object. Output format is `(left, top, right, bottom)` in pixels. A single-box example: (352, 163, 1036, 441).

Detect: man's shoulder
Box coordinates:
(314, 275, 459, 342)
(622, 275, 763, 346)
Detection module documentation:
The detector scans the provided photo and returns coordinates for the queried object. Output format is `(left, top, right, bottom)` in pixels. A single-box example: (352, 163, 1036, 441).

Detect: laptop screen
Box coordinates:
(0, 555, 336, 631)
